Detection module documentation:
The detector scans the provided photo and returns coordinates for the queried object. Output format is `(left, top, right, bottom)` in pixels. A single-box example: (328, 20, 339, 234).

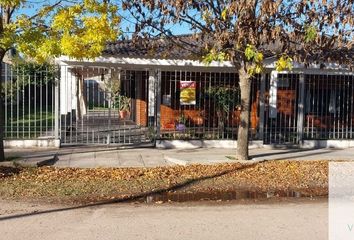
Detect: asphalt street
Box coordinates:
(0, 199, 327, 240)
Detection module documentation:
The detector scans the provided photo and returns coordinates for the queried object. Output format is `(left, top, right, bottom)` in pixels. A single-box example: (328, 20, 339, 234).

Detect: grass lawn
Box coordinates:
(5, 110, 54, 138)
(0, 160, 328, 204)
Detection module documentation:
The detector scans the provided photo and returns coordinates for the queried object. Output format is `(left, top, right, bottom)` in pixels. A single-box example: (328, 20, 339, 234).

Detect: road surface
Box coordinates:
(0, 199, 327, 240)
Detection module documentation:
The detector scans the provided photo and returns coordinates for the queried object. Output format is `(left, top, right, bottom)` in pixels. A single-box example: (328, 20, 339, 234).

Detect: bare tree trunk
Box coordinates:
(0, 52, 5, 161)
(236, 67, 251, 160)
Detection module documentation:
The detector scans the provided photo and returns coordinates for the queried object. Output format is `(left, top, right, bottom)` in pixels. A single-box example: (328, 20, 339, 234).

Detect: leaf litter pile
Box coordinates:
(0, 160, 328, 204)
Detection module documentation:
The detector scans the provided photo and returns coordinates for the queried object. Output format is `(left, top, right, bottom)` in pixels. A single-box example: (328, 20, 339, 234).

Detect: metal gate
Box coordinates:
(59, 66, 154, 146)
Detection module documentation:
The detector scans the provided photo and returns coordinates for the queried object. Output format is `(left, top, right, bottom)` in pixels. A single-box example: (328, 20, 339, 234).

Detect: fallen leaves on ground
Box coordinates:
(0, 160, 329, 204)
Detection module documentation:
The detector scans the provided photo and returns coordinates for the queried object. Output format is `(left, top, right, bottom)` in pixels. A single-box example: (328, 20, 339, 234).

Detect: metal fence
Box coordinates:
(263, 73, 300, 144)
(159, 71, 262, 140)
(3, 62, 354, 146)
(2, 63, 56, 139)
(304, 73, 354, 140)
(263, 72, 354, 144)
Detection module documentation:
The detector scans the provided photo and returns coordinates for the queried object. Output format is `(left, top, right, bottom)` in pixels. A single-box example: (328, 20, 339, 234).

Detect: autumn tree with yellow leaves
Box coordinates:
(0, 0, 120, 161)
(124, 0, 354, 160)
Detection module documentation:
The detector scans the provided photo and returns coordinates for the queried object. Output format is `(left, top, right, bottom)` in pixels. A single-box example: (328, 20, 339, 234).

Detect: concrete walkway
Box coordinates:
(4, 146, 354, 168)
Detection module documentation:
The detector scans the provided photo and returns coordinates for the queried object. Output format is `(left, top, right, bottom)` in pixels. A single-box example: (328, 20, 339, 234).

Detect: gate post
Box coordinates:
(148, 69, 156, 127)
(297, 73, 305, 144)
(148, 68, 161, 140)
(258, 73, 266, 141)
(54, 66, 60, 141)
(155, 69, 161, 138)
(106, 68, 113, 145)
(269, 71, 278, 119)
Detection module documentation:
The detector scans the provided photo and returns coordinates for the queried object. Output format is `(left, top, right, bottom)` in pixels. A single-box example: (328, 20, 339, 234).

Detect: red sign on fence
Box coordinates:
(180, 81, 196, 105)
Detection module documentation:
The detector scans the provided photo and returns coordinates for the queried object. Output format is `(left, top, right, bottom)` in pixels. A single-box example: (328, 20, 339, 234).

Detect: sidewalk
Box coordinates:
(5, 147, 354, 168)
(4, 146, 354, 168)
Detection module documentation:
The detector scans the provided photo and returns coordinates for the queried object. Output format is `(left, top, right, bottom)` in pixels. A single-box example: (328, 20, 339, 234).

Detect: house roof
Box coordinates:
(103, 35, 205, 60)
(103, 35, 290, 61)
(102, 34, 354, 68)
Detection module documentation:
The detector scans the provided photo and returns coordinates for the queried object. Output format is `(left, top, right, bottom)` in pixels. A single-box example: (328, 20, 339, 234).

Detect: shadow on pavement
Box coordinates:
(7, 144, 157, 161)
(250, 148, 335, 159)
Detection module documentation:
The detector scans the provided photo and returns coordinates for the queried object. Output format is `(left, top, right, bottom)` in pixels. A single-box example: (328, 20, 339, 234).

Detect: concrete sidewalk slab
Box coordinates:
(3, 146, 354, 168)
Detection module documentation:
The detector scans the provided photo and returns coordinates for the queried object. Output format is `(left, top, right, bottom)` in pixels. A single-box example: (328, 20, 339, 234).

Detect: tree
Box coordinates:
(123, 0, 354, 160)
(0, 0, 120, 161)
(206, 86, 240, 137)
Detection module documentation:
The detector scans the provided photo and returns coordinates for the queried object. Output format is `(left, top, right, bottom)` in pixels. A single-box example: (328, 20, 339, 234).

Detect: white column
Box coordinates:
(148, 69, 156, 126)
(156, 69, 161, 137)
(59, 65, 68, 115)
(297, 73, 305, 143)
(59, 65, 77, 115)
(258, 73, 266, 140)
(71, 72, 77, 114)
(269, 71, 278, 119)
(54, 68, 60, 139)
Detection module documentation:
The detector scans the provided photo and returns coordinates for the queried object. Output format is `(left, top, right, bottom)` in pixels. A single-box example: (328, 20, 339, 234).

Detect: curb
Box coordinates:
(0, 161, 18, 167)
(164, 156, 189, 166)
(163, 156, 266, 166)
(8, 153, 59, 168)
(238, 158, 267, 165)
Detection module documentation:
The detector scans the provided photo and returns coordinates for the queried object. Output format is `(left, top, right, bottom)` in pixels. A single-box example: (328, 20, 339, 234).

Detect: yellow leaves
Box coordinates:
(221, 9, 228, 21)
(275, 55, 293, 71)
(60, 34, 86, 59)
(84, 0, 101, 12)
(37, 5, 56, 18)
(35, 38, 61, 63)
(16, 25, 48, 61)
(15, 15, 31, 28)
(247, 64, 263, 76)
(52, 8, 76, 32)
(0, 0, 120, 62)
(0, 23, 17, 49)
(0, 0, 25, 7)
(304, 25, 317, 43)
(202, 49, 228, 64)
(109, 5, 119, 15)
(244, 44, 264, 76)
(255, 52, 263, 62)
(69, 4, 83, 15)
(202, 9, 212, 23)
(245, 44, 263, 63)
(57, 14, 118, 60)
(49, 1, 120, 60)
(0, 161, 328, 203)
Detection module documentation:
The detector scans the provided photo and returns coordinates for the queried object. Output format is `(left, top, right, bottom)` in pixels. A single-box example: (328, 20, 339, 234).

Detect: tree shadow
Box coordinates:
(0, 166, 22, 178)
(7, 143, 156, 161)
(251, 149, 335, 160)
(262, 149, 336, 160)
(0, 163, 255, 222)
(250, 148, 329, 159)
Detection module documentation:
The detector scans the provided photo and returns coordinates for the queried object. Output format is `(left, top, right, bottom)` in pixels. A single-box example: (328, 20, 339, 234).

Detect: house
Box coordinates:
(4, 36, 354, 148)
